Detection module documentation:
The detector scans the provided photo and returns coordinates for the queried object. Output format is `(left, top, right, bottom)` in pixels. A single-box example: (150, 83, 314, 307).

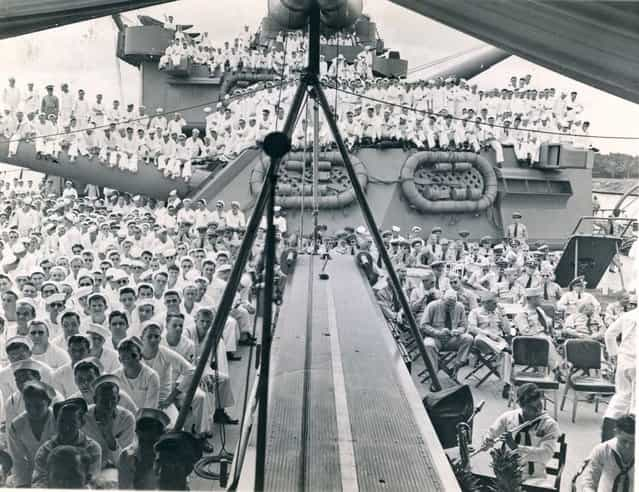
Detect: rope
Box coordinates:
(274, 25, 290, 132)
(320, 81, 639, 140)
(334, 35, 341, 113)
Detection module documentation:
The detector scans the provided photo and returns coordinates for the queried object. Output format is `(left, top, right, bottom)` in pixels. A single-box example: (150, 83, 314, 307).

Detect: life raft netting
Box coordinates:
(414, 162, 485, 201)
(400, 151, 498, 213)
(249, 151, 368, 209)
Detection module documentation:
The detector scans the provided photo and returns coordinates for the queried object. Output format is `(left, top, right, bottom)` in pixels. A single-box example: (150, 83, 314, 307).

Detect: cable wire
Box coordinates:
(274, 26, 290, 132)
(321, 81, 639, 140)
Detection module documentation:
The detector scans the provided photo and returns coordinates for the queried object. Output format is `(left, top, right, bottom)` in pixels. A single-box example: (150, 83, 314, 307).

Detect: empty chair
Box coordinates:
(560, 339, 615, 423)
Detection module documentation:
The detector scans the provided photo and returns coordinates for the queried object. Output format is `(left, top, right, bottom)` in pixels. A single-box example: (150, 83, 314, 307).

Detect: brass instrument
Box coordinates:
(456, 400, 485, 468)
(470, 413, 546, 458)
(456, 422, 473, 469)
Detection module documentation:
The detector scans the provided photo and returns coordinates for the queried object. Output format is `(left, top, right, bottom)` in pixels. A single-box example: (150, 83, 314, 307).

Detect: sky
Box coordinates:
(2, 0, 639, 155)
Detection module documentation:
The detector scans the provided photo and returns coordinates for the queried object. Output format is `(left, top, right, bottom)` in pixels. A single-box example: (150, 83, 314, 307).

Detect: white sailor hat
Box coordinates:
(231, 200, 240, 207)
(6, 335, 33, 352)
(84, 323, 111, 340)
(156, 108, 163, 113)
(87, 292, 108, 304)
(391, 225, 401, 233)
(141, 319, 163, 335)
(411, 226, 422, 234)
(13, 359, 47, 374)
(203, 107, 212, 113)
(45, 293, 66, 305)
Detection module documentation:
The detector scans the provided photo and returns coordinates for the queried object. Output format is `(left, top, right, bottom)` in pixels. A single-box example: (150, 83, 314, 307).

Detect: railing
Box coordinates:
(571, 216, 637, 237)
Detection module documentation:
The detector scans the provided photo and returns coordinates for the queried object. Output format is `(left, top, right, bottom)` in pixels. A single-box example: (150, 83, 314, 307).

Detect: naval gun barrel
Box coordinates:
(419, 46, 510, 82)
(267, 0, 363, 29)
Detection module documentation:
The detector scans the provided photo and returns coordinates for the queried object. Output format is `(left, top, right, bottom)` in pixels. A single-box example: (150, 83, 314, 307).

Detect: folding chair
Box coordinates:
(418, 349, 458, 384)
(508, 336, 560, 419)
(465, 347, 501, 388)
(524, 433, 567, 492)
(560, 339, 615, 422)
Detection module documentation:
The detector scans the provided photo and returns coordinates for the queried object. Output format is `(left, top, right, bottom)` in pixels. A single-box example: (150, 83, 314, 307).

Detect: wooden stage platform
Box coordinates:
(246, 255, 460, 491)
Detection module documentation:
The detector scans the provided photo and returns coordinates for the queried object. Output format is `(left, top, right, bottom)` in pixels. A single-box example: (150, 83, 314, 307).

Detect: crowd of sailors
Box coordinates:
(1, 67, 595, 179)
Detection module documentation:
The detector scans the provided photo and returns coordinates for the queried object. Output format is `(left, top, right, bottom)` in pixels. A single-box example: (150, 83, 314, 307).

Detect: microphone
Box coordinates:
(319, 253, 331, 280)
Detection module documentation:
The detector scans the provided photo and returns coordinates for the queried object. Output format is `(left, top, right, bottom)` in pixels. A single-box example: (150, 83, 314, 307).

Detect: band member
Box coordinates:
(481, 383, 560, 480)
(581, 414, 634, 492)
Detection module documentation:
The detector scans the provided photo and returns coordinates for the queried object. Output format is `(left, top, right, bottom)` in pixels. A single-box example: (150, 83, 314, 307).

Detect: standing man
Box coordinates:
(3, 77, 21, 113)
(602, 309, 637, 441)
(506, 211, 528, 242)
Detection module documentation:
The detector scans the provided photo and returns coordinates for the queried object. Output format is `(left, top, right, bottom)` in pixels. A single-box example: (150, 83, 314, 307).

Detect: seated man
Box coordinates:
(46, 445, 93, 489)
(468, 293, 512, 398)
(513, 288, 561, 376)
(5, 359, 62, 428)
(557, 276, 600, 316)
(562, 300, 605, 342)
(7, 380, 57, 487)
(118, 408, 170, 490)
(70, 357, 138, 414)
(581, 414, 634, 492)
(408, 270, 439, 323)
(31, 398, 102, 487)
(154, 431, 204, 490)
(113, 337, 160, 410)
(420, 289, 473, 387)
(139, 320, 206, 432)
(82, 375, 136, 468)
(480, 383, 560, 481)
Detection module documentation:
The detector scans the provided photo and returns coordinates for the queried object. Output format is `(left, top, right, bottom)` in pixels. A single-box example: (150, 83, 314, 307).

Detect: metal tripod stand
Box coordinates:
(173, 3, 442, 491)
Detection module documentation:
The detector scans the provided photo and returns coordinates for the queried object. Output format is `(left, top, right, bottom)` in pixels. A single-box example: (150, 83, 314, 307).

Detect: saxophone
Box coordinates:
(456, 422, 472, 469)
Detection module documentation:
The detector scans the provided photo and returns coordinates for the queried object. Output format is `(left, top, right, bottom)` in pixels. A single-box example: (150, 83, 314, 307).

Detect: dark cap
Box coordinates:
(136, 408, 170, 428)
(517, 383, 541, 406)
(53, 397, 88, 419)
(22, 380, 56, 401)
(154, 431, 203, 463)
(569, 275, 586, 288)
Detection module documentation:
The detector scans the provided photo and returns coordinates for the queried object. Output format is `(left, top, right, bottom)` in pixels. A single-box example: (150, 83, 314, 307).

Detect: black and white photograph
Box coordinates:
(0, 1, 637, 490)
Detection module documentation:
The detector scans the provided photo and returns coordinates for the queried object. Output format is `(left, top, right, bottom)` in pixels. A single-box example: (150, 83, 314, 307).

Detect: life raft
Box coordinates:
(249, 151, 368, 209)
(400, 151, 498, 213)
